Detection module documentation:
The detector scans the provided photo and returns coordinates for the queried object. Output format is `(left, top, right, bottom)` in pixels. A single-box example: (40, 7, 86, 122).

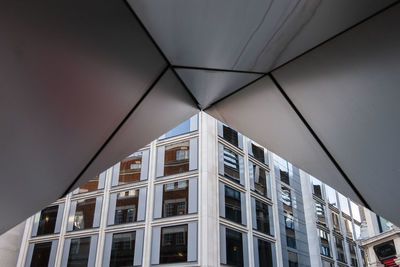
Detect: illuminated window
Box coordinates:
(160, 225, 188, 264)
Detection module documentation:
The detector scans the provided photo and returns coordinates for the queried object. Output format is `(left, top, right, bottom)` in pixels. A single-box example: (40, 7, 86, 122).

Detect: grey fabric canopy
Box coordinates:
(1, 0, 399, 234)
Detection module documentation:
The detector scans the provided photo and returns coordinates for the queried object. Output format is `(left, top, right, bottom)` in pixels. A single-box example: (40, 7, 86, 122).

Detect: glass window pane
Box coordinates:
(274, 155, 289, 185)
(354, 224, 361, 240)
(288, 251, 298, 267)
(225, 186, 242, 224)
(67, 237, 91, 267)
(325, 185, 338, 208)
(115, 190, 139, 225)
(281, 186, 292, 212)
(110, 231, 136, 267)
(160, 225, 188, 264)
(77, 176, 99, 194)
(350, 201, 361, 222)
(161, 115, 197, 139)
(119, 153, 143, 185)
(251, 143, 265, 163)
(315, 201, 326, 227)
(36, 205, 59, 236)
(30, 242, 52, 267)
(257, 239, 273, 267)
(73, 198, 96, 231)
(226, 228, 243, 267)
(251, 162, 270, 198)
(311, 177, 323, 199)
(344, 218, 353, 239)
(322, 260, 334, 267)
(331, 211, 340, 232)
(163, 180, 188, 218)
(335, 237, 346, 263)
(222, 146, 240, 184)
(164, 141, 190, 176)
(222, 125, 239, 147)
(254, 199, 271, 236)
(349, 243, 358, 267)
(318, 229, 331, 257)
(338, 193, 350, 216)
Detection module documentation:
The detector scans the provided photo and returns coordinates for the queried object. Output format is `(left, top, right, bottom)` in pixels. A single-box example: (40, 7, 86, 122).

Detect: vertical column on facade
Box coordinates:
(199, 112, 219, 266)
(299, 171, 322, 267)
(15, 213, 35, 266)
(142, 139, 157, 267)
(269, 153, 283, 267)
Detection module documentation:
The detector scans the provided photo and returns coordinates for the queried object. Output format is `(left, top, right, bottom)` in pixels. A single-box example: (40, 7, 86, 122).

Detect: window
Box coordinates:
(250, 142, 265, 164)
(254, 199, 272, 235)
(274, 155, 289, 185)
(315, 201, 326, 227)
(331, 211, 340, 232)
(110, 232, 136, 267)
(36, 205, 59, 236)
(350, 201, 361, 222)
(222, 124, 239, 147)
(256, 238, 274, 267)
(349, 243, 358, 267)
(338, 193, 350, 216)
(354, 223, 361, 240)
(281, 186, 292, 212)
(335, 236, 346, 263)
(225, 186, 242, 224)
(164, 141, 190, 176)
(162, 180, 188, 218)
(226, 228, 244, 267)
(318, 229, 331, 257)
(73, 198, 96, 231)
(325, 185, 338, 208)
(67, 237, 91, 266)
(160, 225, 188, 264)
(288, 251, 298, 267)
(378, 215, 393, 233)
(118, 153, 143, 185)
(322, 260, 334, 267)
(311, 177, 323, 199)
(250, 161, 270, 198)
(285, 212, 296, 249)
(344, 218, 353, 239)
(222, 146, 241, 184)
(30, 242, 52, 267)
(115, 190, 139, 225)
(76, 176, 100, 194)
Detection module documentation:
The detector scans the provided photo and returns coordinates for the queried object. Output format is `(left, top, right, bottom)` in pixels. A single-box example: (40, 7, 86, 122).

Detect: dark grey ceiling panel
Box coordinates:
(205, 76, 361, 205)
(272, 4, 400, 226)
(74, 69, 199, 190)
(0, 0, 166, 233)
(175, 68, 262, 109)
(129, 0, 395, 72)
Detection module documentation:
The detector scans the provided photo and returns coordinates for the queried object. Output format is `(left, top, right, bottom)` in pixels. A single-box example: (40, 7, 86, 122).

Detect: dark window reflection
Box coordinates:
(77, 176, 99, 194)
(37, 206, 58, 236)
(257, 239, 273, 267)
(119, 153, 142, 185)
(30, 242, 52, 267)
(335, 237, 346, 263)
(73, 198, 96, 231)
(225, 186, 242, 224)
(251, 143, 265, 163)
(319, 229, 331, 257)
(164, 141, 190, 176)
(288, 251, 298, 267)
(226, 228, 243, 267)
(280, 170, 289, 185)
(311, 177, 323, 199)
(110, 231, 136, 267)
(251, 162, 269, 198)
(331, 211, 340, 232)
(115, 190, 139, 225)
(223, 147, 240, 184)
(160, 225, 188, 264)
(162, 180, 188, 218)
(255, 200, 271, 235)
(222, 125, 239, 147)
(349, 243, 358, 267)
(67, 237, 91, 267)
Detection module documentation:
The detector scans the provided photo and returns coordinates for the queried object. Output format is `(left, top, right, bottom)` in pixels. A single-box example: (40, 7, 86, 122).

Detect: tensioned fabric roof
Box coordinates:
(1, 0, 399, 234)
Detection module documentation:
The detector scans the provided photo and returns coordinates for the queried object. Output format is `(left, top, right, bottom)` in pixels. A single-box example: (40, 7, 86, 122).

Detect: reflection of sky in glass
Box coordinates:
(350, 201, 361, 222)
(325, 185, 338, 208)
(164, 120, 190, 138)
(338, 193, 350, 215)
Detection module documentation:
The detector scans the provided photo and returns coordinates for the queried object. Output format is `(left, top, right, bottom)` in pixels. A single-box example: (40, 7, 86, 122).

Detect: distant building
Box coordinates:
(16, 112, 379, 267)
